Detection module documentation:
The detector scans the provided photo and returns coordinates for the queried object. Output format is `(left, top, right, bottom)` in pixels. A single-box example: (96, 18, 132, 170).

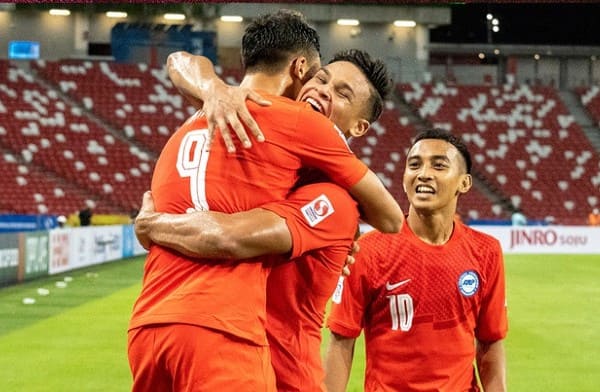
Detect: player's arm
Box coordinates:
(135, 192, 291, 259)
(166, 51, 270, 152)
(349, 169, 403, 233)
(323, 332, 356, 392)
(476, 339, 506, 392)
(294, 111, 403, 234)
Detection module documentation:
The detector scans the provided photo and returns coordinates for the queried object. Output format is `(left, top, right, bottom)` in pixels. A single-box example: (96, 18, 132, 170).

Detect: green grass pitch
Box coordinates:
(0, 254, 598, 391)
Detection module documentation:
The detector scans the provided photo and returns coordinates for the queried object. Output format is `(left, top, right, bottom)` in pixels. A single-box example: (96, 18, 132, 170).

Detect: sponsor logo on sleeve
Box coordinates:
(301, 194, 335, 227)
(332, 276, 345, 304)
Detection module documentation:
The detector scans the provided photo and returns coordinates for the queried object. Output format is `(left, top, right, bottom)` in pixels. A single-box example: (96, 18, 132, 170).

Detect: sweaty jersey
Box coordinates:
(262, 182, 359, 392)
(327, 219, 508, 392)
(129, 94, 368, 345)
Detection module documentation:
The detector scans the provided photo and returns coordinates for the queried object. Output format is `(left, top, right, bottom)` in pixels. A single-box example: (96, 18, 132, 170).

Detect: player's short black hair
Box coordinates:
(241, 9, 321, 74)
(412, 129, 472, 174)
(329, 49, 392, 123)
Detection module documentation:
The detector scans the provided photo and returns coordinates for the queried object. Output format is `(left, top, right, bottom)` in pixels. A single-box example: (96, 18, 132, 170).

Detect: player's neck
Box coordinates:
(240, 73, 292, 97)
(407, 209, 455, 245)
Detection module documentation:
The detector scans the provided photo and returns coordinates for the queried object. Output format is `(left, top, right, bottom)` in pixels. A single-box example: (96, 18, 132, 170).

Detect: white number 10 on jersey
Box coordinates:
(388, 294, 414, 331)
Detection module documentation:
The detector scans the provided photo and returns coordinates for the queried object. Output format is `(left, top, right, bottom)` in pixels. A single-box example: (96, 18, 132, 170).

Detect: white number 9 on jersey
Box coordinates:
(176, 129, 211, 212)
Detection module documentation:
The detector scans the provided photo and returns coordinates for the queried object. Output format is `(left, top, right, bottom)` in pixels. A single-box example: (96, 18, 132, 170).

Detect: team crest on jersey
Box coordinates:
(301, 194, 335, 227)
(458, 270, 479, 297)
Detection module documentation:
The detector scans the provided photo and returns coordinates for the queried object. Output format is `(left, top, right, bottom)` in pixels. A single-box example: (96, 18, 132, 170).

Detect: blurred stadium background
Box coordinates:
(0, 2, 599, 391)
(0, 1, 598, 225)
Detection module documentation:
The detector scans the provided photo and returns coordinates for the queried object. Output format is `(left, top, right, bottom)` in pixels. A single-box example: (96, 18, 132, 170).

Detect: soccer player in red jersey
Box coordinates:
(325, 129, 508, 392)
(127, 11, 402, 392)
(135, 49, 392, 392)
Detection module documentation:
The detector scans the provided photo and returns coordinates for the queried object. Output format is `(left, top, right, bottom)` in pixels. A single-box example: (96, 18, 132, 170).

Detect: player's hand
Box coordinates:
(341, 241, 360, 277)
(134, 191, 157, 250)
(204, 82, 271, 153)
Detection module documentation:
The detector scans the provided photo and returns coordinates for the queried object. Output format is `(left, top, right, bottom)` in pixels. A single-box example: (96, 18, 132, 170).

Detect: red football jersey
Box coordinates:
(263, 182, 359, 391)
(129, 94, 368, 345)
(327, 219, 508, 392)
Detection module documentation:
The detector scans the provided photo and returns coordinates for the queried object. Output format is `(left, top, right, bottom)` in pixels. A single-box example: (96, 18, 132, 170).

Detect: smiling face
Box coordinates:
(403, 138, 472, 214)
(296, 61, 372, 138)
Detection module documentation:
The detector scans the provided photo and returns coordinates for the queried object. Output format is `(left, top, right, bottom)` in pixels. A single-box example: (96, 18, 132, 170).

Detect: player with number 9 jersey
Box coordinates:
(129, 94, 368, 346)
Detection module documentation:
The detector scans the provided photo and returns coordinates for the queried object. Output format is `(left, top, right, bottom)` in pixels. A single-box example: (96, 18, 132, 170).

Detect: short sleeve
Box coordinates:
(475, 239, 508, 342)
(261, 182, 359, 259)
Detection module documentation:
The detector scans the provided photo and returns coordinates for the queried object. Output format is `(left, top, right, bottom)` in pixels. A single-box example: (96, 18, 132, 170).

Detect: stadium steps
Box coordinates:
(558, 90, 600, 152)
(581, 125, 600, 153)
(558, 90, 594, 127)
(394, 91, 431, 133)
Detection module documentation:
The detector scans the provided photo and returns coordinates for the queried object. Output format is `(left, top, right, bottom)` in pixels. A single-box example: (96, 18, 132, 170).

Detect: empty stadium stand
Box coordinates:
(0, 60, 153, 214)
(1, 58, 598, 224)
(32, 59, 197, 154)
(400, 82, 600, 224)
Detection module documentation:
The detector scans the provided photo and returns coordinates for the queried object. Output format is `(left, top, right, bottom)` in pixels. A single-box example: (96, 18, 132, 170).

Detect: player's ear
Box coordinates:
(291, 56, 308, 81)
(348, 118, 370, 138)
(457, 174, 472, 194)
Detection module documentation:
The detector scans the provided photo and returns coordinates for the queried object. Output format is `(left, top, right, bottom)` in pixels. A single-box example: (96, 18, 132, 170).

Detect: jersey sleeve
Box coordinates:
(475, 238, 509, 342)
(288, 107, 369, 189)
(261, 182, 359, 259)
(326, 231, 377, 338)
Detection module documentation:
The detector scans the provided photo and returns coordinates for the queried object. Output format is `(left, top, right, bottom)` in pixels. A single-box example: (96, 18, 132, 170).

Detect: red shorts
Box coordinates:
(128, 324, 276, 392)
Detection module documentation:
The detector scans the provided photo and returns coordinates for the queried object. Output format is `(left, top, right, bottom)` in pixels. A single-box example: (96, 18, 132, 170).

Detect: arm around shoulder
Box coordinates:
(166, 51, 220, 109)
(139, 208, 292, 260)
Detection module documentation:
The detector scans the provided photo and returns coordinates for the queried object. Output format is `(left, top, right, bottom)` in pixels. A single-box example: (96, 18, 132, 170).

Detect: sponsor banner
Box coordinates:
(92, 225, 124, 264)
(360, 224, 600, 254)
(0, 214, 55, 233)
(0, 233, 19, 287)
(49, 228, 71, 274)
(21, 231, 49, 281)
(49, 225, 124, 275)
(122, 225, 147, 258)
(472, 225, 600, 254)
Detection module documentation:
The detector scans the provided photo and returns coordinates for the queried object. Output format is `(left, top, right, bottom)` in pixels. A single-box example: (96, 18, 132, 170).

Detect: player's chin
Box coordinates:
(410, 197, 438, 210)
(411, 193, 435, 203)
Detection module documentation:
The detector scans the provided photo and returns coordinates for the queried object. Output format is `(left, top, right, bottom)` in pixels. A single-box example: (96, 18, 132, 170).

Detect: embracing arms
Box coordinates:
(135, 191, 291, 260)
(167, 51, 403, 233)
(167, 51, 270, 152)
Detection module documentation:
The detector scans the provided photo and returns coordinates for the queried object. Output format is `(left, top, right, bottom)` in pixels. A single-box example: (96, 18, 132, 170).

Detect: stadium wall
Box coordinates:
(0, 225, 146, 288)
(429, 64, 498, 84)
(0, 9, 79, 60)
(4, 5, 599, 86)
(0, 4, 447, 83)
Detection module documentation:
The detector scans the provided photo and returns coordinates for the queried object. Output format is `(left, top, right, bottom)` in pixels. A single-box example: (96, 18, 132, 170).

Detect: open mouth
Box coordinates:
(304, 97, 325, 115)
(416, 185, 435, 194)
